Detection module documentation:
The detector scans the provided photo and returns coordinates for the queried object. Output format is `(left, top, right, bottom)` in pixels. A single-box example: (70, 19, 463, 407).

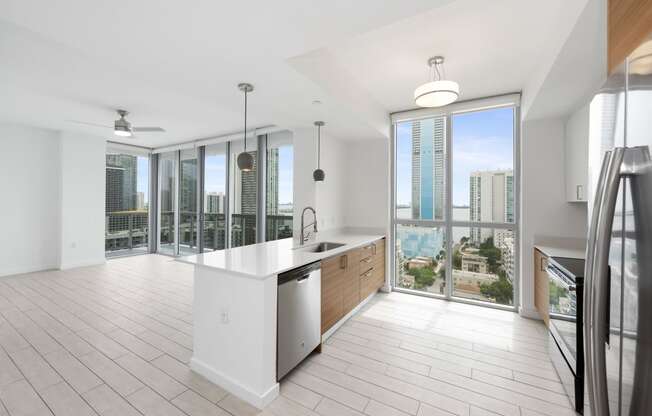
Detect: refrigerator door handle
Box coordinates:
(625, 146, 652, 416)
(584, 150, 612, 415)
(585, 148, 625, 416)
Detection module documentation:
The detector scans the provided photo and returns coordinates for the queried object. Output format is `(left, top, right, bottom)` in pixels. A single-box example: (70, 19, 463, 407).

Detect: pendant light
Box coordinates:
(414, 56, 459, 107)
(313, 121, 325, 182)
(237, 83, 255, 171)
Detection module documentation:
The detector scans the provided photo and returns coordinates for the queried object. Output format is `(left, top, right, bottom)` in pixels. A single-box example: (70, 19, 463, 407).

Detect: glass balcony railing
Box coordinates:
(266, 215, 293, 241)
(105, 211, 149, 254)
(107, 211, 293, 255)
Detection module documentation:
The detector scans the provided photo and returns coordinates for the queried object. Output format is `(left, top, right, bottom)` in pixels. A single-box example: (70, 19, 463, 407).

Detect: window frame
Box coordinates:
(390, 96, 521, 311)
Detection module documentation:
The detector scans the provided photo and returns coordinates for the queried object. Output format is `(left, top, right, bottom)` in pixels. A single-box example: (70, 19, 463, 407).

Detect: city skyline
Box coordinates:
(396, 106, 514, 207)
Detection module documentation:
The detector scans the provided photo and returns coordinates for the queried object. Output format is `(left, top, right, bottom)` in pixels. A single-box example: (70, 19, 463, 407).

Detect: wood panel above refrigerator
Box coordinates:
(608, 0, 652, 73)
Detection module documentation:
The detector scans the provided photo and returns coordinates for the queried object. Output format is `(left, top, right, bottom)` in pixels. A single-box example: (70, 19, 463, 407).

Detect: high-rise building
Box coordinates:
(240, 151, 257, 215)
(106, 154, 137, 212)
(136, 192, 145, 210)
(469, 170, 514, 244)
(106, 166, 125, 213)
(206, 192, 225, 214)
(179, 158, 197, 213)
(411, 118, 445, 220)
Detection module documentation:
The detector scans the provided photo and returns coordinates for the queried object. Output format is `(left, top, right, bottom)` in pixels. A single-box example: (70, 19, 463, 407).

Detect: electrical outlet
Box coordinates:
(221, 310, 229, 324)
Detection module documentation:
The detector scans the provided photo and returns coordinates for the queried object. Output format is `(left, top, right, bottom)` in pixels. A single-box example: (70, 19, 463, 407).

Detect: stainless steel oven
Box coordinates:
(547, 256, 584, 414)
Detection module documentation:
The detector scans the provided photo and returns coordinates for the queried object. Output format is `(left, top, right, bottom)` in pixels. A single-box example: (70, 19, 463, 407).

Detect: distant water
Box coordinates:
(396, 206, 471, 246)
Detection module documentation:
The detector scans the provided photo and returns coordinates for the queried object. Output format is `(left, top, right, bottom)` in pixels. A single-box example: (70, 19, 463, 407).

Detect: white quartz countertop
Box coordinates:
(534, 245, 586, 260)
(176, 230, 385, 279)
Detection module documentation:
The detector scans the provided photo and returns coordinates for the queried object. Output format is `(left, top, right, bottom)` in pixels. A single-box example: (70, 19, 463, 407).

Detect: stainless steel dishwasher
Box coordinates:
(277, 261, 321, 380)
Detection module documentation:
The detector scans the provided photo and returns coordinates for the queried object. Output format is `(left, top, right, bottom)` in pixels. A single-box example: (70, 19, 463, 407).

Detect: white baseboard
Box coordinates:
(322, 290, 377, 342)
(519, 306, 542, 320)
(59, 258, 106, 270)
(0, 263, 58, 278)
(189, 357, 279, 410)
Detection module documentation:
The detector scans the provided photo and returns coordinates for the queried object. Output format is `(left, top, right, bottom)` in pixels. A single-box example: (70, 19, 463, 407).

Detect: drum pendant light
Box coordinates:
(313, 121, 325, 182)
(414, 56, 459, 107)
(237, 83, 255, 171)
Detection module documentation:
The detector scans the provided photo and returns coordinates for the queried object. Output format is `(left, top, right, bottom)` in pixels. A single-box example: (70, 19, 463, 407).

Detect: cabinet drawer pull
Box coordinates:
(361, 256, 372, 264)
(361, 267, 374, 278)
(340, 255, 348, 270)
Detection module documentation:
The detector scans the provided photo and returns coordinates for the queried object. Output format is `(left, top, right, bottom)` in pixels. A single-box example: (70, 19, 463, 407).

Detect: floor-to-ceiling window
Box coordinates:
(392, 95, 520, 309)
(105, 147, 150, 257)
(153, 131, 293, 256)
(450, 107, 516, 306)
(266, 131, 293, 241)
(203, 143, 227, 251)
(158, 151, 177, 255)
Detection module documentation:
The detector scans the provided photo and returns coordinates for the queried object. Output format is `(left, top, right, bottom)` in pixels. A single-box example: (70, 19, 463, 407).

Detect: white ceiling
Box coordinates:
(0, 0, 591, 147)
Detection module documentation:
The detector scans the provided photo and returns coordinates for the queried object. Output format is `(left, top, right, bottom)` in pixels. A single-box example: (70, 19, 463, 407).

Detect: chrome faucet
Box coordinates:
(300, 207, 318, 245)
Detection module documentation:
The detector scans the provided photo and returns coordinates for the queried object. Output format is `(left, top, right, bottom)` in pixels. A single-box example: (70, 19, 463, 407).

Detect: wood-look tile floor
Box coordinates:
(0, 254, 574, 416)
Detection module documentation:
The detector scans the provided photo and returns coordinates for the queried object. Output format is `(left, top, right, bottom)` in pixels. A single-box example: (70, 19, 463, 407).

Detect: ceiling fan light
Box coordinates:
(414, 80, 460, 107)
(114, 126, 133, 137)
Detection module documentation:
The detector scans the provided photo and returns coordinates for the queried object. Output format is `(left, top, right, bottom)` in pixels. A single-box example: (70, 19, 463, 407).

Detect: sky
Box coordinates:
(396, 106, 514, 207)
(137, 156, 149, 203)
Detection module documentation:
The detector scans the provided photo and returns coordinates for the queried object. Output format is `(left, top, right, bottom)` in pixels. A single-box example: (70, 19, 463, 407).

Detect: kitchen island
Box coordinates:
(177, 230, 386, 409)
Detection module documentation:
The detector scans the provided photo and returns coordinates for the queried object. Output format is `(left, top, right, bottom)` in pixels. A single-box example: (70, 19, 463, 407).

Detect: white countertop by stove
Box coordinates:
(534, 245, 586, 259)
(176, 230, 385, 279)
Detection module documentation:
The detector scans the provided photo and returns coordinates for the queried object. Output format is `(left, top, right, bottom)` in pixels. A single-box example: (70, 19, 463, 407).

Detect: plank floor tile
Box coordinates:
(0, 254, 566, 416)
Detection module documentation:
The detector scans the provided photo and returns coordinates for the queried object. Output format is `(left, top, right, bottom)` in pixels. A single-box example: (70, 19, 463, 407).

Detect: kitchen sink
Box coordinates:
(297, 242, 345, 253)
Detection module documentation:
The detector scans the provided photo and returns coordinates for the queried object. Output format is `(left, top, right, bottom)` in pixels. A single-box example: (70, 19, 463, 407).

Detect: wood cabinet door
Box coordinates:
(342, 250, 361, 315)
(534, 249, 549, 325)
(321, 254, 346, 334)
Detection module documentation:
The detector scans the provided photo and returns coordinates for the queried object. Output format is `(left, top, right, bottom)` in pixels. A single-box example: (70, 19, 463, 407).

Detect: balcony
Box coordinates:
(105, 210, 149, 257)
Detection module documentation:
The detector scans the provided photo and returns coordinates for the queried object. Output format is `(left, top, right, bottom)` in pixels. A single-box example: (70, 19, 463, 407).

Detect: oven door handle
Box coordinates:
(546, 266, 576, 292)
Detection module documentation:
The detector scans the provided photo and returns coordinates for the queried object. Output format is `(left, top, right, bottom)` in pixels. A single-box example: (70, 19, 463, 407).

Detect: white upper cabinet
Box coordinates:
(564, 104, 589, 202)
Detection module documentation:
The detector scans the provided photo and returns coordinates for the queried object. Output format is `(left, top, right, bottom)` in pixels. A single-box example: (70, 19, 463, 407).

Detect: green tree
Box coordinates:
(480, 275, 513, 304)
(478, 237, 502, 274)
(407, 267, 435, 289)
(453, 250, 462, 269)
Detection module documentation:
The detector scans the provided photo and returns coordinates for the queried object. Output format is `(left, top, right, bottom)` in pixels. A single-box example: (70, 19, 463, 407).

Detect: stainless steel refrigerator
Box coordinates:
(584, 35, 652, 415)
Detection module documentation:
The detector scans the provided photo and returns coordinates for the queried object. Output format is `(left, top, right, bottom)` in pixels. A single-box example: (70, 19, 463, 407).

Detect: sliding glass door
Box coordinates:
(392, 100, 519, 309)
(179, 149, 199, 254)
(158, 151, 177, 255)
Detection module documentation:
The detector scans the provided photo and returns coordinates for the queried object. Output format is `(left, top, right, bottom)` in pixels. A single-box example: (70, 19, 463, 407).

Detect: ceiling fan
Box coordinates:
(68, 109, 165, 138)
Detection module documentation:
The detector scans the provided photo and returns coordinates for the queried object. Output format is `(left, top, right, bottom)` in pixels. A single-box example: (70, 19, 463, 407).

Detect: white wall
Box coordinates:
(520, 117, 587, 316)
(343, 139, 389, 231)
(0, 124, 61, 276)
(292, 128, 347, 240)
(59, 132, 106, 269)
(0, 124, 106, 276)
